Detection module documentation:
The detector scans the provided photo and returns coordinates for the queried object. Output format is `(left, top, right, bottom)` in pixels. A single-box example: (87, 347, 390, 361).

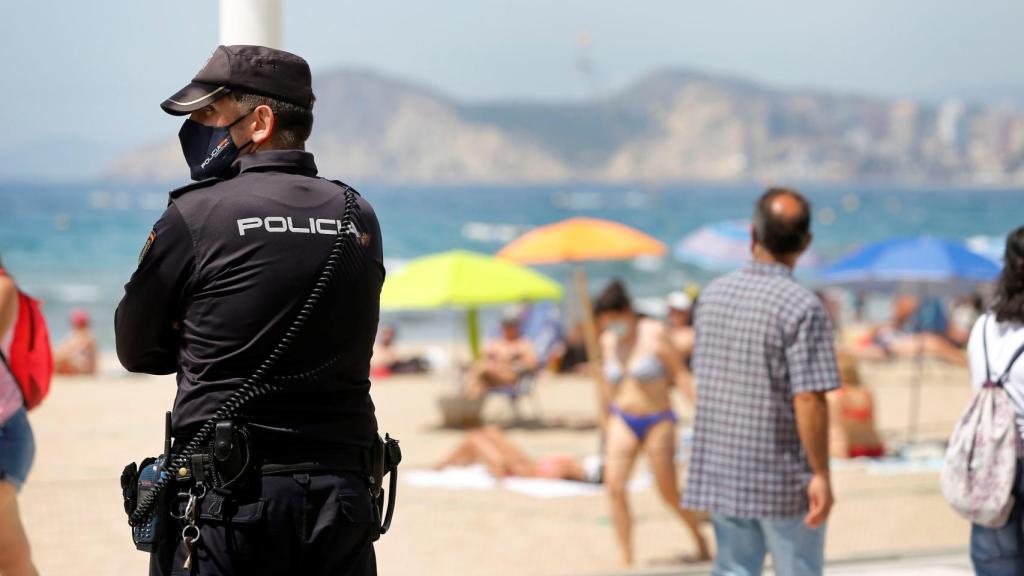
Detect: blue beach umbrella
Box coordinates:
(674, 219, 820, 271)
(820, 236, 1001, 288)
(820, 235, 1001, 446)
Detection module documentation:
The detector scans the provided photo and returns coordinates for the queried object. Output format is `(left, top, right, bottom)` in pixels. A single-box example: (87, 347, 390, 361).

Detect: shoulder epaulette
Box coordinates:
(168, 177, 224, 201)
(324, 178, 362, 196)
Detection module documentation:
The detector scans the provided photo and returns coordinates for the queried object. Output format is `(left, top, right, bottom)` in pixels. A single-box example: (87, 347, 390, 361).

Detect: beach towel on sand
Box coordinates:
(405, 465, 651, 498)
(941, 318, 1024, 528)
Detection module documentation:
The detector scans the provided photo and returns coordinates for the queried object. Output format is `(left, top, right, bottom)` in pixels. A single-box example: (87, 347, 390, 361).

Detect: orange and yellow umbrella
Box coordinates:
(496, 217, 666, 264)
(498, 217, 666, 426)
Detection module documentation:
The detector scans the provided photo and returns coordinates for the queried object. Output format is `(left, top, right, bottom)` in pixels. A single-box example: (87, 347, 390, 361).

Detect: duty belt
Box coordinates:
(259, 444, 371, 476)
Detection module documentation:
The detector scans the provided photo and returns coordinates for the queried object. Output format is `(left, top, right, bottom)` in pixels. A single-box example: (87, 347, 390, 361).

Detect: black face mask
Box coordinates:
(178, 110, 254, 181)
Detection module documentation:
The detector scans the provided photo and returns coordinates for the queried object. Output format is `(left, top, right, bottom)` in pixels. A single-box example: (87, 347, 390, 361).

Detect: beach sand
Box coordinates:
(19, 358, 971, 575)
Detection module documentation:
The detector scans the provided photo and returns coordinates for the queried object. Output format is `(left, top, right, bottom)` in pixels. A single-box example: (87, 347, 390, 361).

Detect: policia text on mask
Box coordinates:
(114, 45, 397, 576)
(177, 109, 255, 181)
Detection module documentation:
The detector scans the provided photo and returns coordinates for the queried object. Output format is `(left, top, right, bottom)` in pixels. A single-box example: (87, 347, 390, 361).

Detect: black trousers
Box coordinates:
(150, 472, 377, 576)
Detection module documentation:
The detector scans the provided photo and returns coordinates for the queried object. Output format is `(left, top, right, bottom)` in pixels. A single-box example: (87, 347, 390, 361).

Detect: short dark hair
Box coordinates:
(752, 187, 812, 257)
(993, 226, 1024, 324)
(231, 92, 315, 150)
(594, 279, 632, 315)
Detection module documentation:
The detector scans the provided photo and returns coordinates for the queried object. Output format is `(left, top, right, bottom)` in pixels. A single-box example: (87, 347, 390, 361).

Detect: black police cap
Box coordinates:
(161, 45, 313, 115)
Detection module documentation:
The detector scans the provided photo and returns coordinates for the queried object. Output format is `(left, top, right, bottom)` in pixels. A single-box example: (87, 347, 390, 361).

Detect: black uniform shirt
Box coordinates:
(115, 150, 383, 452)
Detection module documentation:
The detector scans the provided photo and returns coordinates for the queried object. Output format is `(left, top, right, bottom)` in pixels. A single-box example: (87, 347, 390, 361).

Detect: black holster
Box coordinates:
(368, 433, 402, 541)
(172, 420, 256, 491)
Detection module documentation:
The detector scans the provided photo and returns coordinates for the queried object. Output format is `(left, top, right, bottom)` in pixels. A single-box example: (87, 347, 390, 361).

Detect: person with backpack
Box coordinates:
(0, 258, 39, 576)
(958, 226, 1024, 574)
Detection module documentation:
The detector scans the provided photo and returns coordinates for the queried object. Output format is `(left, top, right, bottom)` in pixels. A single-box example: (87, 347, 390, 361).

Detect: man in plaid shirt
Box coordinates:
(683, 188, 839, 575)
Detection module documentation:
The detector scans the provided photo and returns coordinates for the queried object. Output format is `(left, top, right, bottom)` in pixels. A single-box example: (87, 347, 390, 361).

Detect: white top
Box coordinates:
(0, 308, 22, 425)
(968, 313, 1024, 439)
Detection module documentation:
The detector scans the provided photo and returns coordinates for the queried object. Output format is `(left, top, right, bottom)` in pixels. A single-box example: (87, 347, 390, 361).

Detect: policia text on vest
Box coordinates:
(114, 45, 398, 576)
(236, 215, 359, 237)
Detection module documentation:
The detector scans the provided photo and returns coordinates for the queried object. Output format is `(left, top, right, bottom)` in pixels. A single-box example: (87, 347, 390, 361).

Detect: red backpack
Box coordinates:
(0, 269, 53, 410)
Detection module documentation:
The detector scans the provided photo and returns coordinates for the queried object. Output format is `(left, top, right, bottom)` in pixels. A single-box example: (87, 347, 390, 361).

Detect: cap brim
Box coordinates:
(160, 82, 231, 115)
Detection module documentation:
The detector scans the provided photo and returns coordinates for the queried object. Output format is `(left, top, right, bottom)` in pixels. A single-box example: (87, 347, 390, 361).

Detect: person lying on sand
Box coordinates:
(434, 425, 596, 481)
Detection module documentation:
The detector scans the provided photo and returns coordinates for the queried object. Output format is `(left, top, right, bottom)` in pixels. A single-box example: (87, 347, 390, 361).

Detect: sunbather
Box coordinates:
(828, 352, 885, 458)
(463, 313, 538, 399)
(53, 309, 97, 376)
(435, 425, 595, 482)
(371, 324, 429, 378)
(854, 295, 967, 365)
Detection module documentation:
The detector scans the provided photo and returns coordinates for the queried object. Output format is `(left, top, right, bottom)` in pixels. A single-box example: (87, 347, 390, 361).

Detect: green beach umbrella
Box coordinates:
(380, 250, 563, 358)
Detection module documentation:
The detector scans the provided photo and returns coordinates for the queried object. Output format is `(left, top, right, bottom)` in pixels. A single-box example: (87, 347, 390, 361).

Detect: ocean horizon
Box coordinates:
(1, 179, 1020, 349)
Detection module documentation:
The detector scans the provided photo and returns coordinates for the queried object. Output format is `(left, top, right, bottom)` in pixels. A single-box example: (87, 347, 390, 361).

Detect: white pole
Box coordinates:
(220, 0, 283, 48)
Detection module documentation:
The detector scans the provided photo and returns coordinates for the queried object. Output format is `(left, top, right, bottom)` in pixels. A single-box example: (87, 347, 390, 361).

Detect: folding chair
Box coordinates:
(488, 367, 543, 422)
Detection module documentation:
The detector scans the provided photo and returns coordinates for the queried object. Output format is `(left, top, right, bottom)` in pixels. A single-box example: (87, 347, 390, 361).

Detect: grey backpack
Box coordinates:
(941, 318, 1024, 528)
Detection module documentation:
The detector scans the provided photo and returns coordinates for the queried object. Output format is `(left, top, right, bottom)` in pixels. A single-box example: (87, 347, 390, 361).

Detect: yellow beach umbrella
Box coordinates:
(380, 250, 563, 358)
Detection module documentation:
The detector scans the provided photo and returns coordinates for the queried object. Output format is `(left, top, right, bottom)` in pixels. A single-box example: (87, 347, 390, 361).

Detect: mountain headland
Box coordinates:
(107, 68, 1024, 186)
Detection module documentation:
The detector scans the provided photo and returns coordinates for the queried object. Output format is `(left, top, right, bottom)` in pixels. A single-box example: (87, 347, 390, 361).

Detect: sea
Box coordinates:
(0, 180, 1020, 349)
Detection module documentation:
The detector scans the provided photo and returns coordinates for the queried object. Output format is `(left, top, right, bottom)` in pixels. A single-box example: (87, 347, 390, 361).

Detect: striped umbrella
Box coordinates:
(674, 219, 820, 271)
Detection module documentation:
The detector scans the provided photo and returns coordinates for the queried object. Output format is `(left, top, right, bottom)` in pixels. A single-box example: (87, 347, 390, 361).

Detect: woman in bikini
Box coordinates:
(828, 351, 885, 458)
(594, 280, 709, 566)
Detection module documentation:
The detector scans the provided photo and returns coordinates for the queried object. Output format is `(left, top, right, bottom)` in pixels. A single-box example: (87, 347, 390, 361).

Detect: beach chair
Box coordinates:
(488, 366, 543, 422)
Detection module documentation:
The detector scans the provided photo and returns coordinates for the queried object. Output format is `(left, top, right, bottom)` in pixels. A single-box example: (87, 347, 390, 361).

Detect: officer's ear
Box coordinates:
(250, 104, 276, 148)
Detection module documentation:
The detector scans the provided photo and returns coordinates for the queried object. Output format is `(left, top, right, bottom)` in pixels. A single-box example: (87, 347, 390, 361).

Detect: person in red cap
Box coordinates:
(53, 308, 97, 376)
(116, 45, 385, 576)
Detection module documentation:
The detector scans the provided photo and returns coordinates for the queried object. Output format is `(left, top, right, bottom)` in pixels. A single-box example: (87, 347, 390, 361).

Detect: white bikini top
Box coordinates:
(603, 354, 666, 385)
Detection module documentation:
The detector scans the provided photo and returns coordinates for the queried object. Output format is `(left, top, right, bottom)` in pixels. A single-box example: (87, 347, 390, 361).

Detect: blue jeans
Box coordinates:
(710, 513, 826, 576)
(971, 459, 1024, 575)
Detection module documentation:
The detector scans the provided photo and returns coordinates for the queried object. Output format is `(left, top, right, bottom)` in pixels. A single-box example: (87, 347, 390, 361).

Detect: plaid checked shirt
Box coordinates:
(682, 261, 840, 518)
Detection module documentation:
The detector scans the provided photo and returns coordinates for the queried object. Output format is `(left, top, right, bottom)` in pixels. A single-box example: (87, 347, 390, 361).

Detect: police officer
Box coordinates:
(115, 45, 384, 575)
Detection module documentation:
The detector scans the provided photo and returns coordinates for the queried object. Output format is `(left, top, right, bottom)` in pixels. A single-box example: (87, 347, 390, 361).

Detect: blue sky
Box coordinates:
(2, 0, 1023, 179)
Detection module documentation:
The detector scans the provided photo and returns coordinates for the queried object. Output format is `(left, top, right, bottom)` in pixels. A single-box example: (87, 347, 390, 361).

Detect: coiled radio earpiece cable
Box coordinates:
(130, 185, 361, 527)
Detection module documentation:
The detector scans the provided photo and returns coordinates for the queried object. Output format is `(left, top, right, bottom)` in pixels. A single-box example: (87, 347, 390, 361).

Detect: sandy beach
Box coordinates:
(19, 357, 972, 576)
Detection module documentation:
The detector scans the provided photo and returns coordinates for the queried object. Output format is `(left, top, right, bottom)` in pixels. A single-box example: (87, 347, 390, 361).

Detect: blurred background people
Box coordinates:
(949, 293, 986, 346)
(0, 260, 38, 576)
(463, 311, 538, 399)
(550, 320, 589, 374)
(371, 324, 430, 378)
(966, 227, 1024, 574)
(828, 352, 885, 459)
(53, 309, 96, 376)
(594, 279, 708, 566)
(854, 295, 967, 365)
(665, 290, 696, 369)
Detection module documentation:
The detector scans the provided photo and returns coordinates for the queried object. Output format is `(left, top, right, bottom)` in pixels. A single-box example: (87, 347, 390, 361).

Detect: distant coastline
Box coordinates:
(97, 67, 1024, 187)
(20, 175, 1024, 193)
